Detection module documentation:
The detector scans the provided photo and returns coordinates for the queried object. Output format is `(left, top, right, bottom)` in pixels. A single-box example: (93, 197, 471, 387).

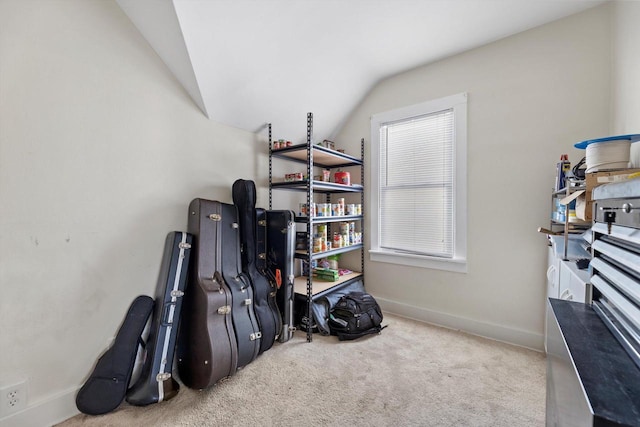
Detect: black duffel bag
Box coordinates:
(328, 292, 386, 341)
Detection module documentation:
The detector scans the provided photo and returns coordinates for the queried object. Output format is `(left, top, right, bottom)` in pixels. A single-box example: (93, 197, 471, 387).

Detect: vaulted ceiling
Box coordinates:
(116, 0, 607, 143)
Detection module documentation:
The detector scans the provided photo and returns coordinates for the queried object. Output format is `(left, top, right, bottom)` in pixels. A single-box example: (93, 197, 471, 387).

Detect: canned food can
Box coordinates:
(334, 171, 350, 186)
(317, 224, 327, 239)
(299, 203, 307, 216)
(313, 237, 323, 253)
(339, 222, 349, 235)
(347, 204, 356, 215)
(332, 204, 341, 216)
(333, 233, 342, 248)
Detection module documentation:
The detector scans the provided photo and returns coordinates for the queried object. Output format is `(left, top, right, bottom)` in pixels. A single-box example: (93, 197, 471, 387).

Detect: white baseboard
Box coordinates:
(0, 387, 79, 427)
(377, 297, 544, 352)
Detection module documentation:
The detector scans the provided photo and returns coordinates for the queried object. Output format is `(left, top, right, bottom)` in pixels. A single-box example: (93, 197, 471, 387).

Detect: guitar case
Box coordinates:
(232, 179, 281, 354)
(176, 199, 238, 389)
(76, 295, 154, 415)
(266, 210, 297, 342)
(126, 231, 193, 406)
(219, 201, 262, 368)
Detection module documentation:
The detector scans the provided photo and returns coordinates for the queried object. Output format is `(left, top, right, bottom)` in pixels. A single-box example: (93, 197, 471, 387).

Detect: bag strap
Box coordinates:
(336, 324, 387, 341)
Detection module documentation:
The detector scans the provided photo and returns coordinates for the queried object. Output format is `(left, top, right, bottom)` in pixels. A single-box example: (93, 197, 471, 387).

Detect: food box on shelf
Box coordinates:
(313, 268, 339, 281)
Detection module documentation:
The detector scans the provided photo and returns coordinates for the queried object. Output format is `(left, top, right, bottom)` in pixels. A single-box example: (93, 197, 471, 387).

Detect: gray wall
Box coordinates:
(0, 0, 267, 424)
(336, 5, 612, 350)
(613, 1, 640, 150)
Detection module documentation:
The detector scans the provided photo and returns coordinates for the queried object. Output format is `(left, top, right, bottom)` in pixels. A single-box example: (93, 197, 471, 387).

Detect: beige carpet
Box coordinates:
(57, 313, 546, 426)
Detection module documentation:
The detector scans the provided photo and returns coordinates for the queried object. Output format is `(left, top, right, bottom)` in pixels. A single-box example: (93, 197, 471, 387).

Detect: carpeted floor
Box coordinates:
(57, 313, 546, 426)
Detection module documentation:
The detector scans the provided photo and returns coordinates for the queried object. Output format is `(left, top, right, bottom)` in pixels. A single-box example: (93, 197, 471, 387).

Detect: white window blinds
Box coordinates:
(379, 109, 454, 257)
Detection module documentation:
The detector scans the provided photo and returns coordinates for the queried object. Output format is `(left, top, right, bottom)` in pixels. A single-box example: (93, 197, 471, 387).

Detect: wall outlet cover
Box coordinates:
(0, 381, 27, 417)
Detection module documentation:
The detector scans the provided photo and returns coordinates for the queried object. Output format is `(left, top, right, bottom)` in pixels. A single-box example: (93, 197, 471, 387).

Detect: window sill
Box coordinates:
(369, 249, 467, 273)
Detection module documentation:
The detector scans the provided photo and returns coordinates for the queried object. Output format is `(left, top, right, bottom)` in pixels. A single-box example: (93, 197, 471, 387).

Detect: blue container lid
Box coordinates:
(574, 134, 640, 149)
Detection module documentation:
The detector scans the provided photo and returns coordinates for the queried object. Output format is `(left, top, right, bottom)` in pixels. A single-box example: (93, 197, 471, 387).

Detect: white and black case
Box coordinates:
(266, 210, 297, 342)
(126, 231, 192, 406)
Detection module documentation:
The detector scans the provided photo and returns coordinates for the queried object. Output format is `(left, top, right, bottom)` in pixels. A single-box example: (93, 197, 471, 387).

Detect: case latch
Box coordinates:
(156, 372, 172, 382)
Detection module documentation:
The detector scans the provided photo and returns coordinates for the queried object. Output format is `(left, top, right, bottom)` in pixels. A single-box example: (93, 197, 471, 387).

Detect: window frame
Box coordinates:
(369, 93, 468, 273)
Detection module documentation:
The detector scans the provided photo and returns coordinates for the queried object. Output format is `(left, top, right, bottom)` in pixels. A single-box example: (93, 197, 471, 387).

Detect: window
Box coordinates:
(370, 93, 467, 273)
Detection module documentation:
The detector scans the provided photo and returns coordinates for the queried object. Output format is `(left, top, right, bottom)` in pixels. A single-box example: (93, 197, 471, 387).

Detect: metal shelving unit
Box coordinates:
(268, 112, 365, 342)
(550, 184, 591, 260)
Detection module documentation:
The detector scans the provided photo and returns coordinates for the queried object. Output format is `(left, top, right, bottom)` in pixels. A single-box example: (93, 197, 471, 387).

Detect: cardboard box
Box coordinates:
(575, 190, 591, 222)
(574, 169, 640, 221)
(585, 169, 640, 189)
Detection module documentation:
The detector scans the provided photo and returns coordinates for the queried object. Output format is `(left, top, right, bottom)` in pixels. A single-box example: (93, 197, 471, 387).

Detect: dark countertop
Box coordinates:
(550, 299, 640, 426)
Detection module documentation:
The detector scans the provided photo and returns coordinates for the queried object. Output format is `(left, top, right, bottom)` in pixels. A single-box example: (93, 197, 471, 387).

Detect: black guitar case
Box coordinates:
(177, 199, 238, 389)
(232, 179, 281, 353)
(256, 207, 284, 344)
(266, 210, 296, 342)
(76, 295, 153, 415)
(126, 231, 193, 406)
(219, 202, 261, 368)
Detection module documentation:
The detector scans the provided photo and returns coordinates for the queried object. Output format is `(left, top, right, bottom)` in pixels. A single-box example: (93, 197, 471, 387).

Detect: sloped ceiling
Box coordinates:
(117, 0, 607, 143)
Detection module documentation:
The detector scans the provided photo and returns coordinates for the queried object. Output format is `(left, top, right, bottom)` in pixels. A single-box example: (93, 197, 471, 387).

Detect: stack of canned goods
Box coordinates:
(284, 172, 304, 182)
(339, 221, 361, 247)
(346, 203, 362, 216)
(299, 201, 362, 218)
(272, 139, 293, 150)
(299, 203, 317, 217)
(329, 198, 346, 217)
(312, 223, 330, 253)
(309, 221, 362, 253)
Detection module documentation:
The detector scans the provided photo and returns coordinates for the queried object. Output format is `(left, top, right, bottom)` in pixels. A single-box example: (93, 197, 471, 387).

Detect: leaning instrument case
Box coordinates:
(177, 199, 238, 389)
(76, 295, 154, 415)
(266, 209, 297, 342)
(232, 179, 281, 353)
(126, 231, 193, 406)
(218, 201, 262, 368)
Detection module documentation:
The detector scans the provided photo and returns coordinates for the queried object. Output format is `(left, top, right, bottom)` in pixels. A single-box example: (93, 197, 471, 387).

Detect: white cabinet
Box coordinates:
(545, 249, 590, 353)
(546, 246, 590, 303)
(547, 247, 560, 299)
(558, 260, 590, 304)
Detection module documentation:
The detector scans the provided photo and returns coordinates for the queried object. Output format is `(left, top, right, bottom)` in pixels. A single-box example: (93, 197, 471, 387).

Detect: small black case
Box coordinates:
(76, 295, 153, 415)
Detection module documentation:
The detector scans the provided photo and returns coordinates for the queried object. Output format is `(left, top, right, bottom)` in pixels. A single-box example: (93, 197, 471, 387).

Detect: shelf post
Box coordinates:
(306, 112, 314, 342)
(360, 137, 365, 278)
(268, 123, 273, 210)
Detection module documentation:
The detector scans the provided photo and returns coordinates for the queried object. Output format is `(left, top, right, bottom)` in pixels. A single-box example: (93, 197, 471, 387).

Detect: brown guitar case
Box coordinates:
(176, 199, 238, 389)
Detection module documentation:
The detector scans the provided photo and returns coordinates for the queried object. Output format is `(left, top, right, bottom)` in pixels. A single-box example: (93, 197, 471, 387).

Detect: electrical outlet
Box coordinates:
(0, 381, 27, 417)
